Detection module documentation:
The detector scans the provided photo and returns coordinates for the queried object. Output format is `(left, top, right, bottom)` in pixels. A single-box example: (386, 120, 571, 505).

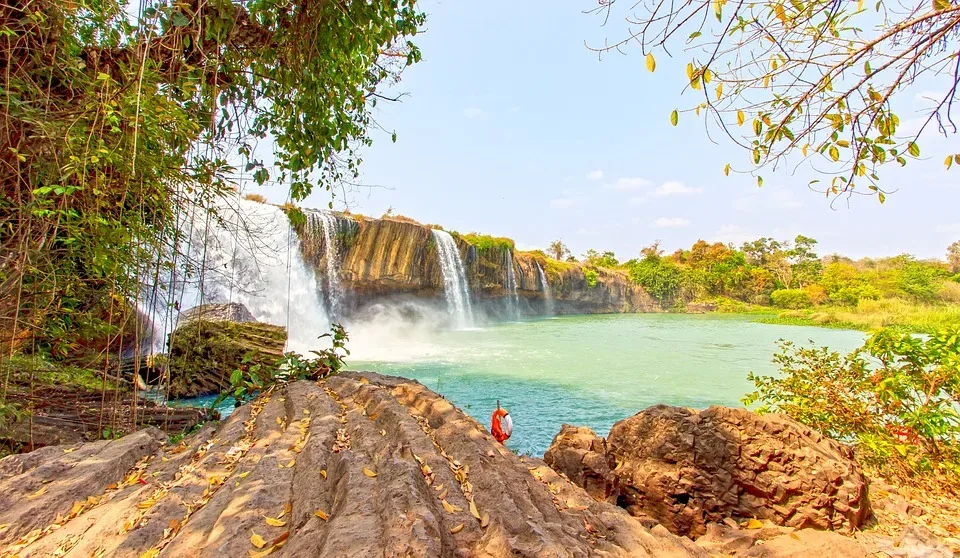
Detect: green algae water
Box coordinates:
(348, 314, 864, 456)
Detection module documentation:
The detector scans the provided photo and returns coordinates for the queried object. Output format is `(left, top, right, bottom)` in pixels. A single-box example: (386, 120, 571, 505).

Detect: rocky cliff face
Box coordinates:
(296, 211, 654, 318)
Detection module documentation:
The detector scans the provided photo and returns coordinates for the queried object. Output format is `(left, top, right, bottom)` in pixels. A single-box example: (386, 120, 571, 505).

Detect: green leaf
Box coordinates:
(670, 109, 679, 126)
(171, 12, 189, 27)
(907, 142, 920, 157)
(828, 146, 840, 162)
(878, 192, 886, 204)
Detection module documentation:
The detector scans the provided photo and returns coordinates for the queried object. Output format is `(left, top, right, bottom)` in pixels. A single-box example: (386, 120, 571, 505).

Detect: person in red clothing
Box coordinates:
(490, 400, 513, 444)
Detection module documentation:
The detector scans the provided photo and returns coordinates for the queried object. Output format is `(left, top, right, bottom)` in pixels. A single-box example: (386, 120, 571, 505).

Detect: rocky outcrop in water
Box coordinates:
(296, 212, 655, 317)
(544, 405, 870, 538)
(167, 309, 286, 398)
(179, 302, 257, 324)
(0, 373, 707, 557)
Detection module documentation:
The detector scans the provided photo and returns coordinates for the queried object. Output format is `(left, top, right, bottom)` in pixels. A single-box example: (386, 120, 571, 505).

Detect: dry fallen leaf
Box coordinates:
(251, 532, 267, 549)
(70, 501, 84, 516)
(319, 469, 327, 479)
(285, 460, 295, 468)
(469, 499, 481, 520)
(438, 489, 448, 500)
(264, 517, 287, 527)
(745, 518, 763, 529)
(139, 549, 160, 558)
(27, 487, 48, 499)
(480, 512, 490, 528)
(272, 531, 290, 546)
(441, 499, 462, 513)
(315, 509, 329, 521)
(362, 465, 377, 478)
(248, 548, 274, 558)
(450, 523, 465, 534)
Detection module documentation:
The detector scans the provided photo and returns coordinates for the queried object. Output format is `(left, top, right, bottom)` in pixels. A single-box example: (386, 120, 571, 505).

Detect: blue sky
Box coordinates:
(253, 0, 960, 261)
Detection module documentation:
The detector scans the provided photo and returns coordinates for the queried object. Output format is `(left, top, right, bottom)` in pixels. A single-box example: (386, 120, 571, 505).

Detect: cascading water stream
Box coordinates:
(431, 229, 474, 328)
(536, 262, 555, 316)
(310, 210, 345, 319)
(505, 249, 520, 319)
(140, 198, 331, 354)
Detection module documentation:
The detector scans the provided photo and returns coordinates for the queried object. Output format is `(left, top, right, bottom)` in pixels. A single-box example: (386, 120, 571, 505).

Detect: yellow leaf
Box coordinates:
(645, 53, 656, 73)
(690, 77, 702, 91)
(450, 523, 465, 534)
(239, 471, 250, 479)
(442, 499, 462, 513)
(286, 460, 295, 468)
(746, 518, 763, 529)
(763, 74, 770, 88)
(265, 517, 287, 527)
(774, 3, 786, 22)
(715, 83, 723, 100)
(27, 486, 47, 499)
(480, 513, 490, 528)
(670, 109, 679, 126)
(857, 0, 863, 9)
(685, 62, 694, 80)
(140, 550, 160, 558)
(137, 499, 156, 510)
(723, 163, 731, 176)
(945, 155, 954, 169)
(470, 498, 481, 519)
(315, 509, 329, 521)
(703, 69, 712, 84)
(251, 532, 267, 549)
(362, 465, 377, 478)
(249, 548, 274, 558)
(70, 501, 84, 516)
(802, 143, 809, 157)
(736, 110, 745, 126)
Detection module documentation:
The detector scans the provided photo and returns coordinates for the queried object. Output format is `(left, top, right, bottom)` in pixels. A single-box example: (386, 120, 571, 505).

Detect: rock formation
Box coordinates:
(295, 212, 655, 317)
(0, 373, 706, 557)
(179, 302, 257, 324)
(544, 405, 870, 538)
(166, 307, 287, 398)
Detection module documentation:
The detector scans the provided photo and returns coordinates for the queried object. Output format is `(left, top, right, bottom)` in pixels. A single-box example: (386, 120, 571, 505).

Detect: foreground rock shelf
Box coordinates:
(0, 373, 704, 557)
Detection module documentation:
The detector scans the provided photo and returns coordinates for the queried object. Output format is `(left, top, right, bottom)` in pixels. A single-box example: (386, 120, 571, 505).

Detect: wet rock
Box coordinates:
(180, 302, 257, 324)
(545, 404, 869, 537)
(0, 373, 708, 557)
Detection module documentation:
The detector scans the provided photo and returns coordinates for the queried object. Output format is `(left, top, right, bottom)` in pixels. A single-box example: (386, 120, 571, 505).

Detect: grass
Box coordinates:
(1, 355, 121, 392)
(242, 193, 268, 204)
(461, 233, 515, 252)
(753, 298, 960, 333)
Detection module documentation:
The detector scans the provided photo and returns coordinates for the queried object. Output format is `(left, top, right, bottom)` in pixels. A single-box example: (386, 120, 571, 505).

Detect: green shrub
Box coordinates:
(770, 288, 812, 309)
(832, 283, 882, 306)
(584, 269, 599, 288)
(462, 233, 515, 252)
(627, 257, 683, 304)
(744, 327, 960, 480)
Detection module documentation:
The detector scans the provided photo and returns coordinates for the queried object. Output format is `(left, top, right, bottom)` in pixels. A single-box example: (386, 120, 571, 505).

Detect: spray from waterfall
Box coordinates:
(431, 229, 474, 328)
(536, 261, 555, 317)
(505, 249, 520, 319)
(310, 210, 345, 319)
(141, 198, 331, 354)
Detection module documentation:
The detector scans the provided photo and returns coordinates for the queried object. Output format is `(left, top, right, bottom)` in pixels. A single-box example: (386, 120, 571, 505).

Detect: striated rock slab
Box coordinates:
(167, 318, 287, 398)
(180, 302, 257, 324)
(545, 405, 869, 538)
(0, 373, 707, 557)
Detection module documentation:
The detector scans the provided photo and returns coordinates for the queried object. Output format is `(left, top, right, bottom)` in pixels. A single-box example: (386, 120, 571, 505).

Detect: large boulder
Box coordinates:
(0, 373, 708, 557)
(545, 405, 870, 537)
(166, 313, 286, 398)
(179, 302, 257, 324)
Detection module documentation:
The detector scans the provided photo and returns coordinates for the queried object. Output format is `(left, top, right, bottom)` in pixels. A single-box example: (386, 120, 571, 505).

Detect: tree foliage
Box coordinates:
(744, 327, 960, 480)
(593, 0, 960, 200)
(549, 239, 571, 261)
(0, 0, 424, 355)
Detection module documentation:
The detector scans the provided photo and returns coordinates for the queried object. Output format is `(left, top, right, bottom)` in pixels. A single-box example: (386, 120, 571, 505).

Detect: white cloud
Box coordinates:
(463, 107, 488, 120)
(605, 177, 653, 191)
(550, 197, 581, 209)
(586, 170, 604, 181)
(654, 217, 690, 228)
(628, 195, 647, 205)
(653, 181, 703, 197)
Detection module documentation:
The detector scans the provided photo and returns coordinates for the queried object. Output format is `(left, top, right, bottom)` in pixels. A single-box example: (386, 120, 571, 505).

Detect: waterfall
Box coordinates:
(309, 210, 345, 319)
(505, 249, 520, 319)
(536, 261, 555, 316)
(431, 229, 474, 328)
(141, 198, 331, 354)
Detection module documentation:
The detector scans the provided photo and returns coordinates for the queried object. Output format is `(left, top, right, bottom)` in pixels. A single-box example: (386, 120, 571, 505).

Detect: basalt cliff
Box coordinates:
(295, 211, 654, 319)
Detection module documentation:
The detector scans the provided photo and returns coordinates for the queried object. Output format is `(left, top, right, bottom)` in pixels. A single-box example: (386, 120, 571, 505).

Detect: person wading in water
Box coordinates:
(490, 400, 513, 444)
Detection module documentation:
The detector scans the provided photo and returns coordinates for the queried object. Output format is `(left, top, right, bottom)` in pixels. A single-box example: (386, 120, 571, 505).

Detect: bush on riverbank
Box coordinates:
(744, 327, 960, 484)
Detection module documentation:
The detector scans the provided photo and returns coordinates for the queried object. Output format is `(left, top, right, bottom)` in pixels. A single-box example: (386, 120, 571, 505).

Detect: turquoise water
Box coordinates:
(346, 313, 865, 456)
(179, 314, 864, 456)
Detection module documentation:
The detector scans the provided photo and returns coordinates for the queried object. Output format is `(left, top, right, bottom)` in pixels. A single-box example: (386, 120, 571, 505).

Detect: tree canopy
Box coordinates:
(0, 0, 424, 355)
(593, 0, 960, 200)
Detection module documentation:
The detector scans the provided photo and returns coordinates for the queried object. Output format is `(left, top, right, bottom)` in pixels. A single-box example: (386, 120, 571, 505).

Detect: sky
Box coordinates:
(252, 0, 960, 261)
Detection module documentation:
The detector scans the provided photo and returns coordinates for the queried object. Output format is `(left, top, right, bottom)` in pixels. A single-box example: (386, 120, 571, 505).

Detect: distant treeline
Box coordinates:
(576, 237, 960, 310)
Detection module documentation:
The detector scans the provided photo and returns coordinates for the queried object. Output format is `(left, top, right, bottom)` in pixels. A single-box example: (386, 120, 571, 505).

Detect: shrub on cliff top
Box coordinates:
(462, 233, 515, 252)
(744, 327, 960, 482)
